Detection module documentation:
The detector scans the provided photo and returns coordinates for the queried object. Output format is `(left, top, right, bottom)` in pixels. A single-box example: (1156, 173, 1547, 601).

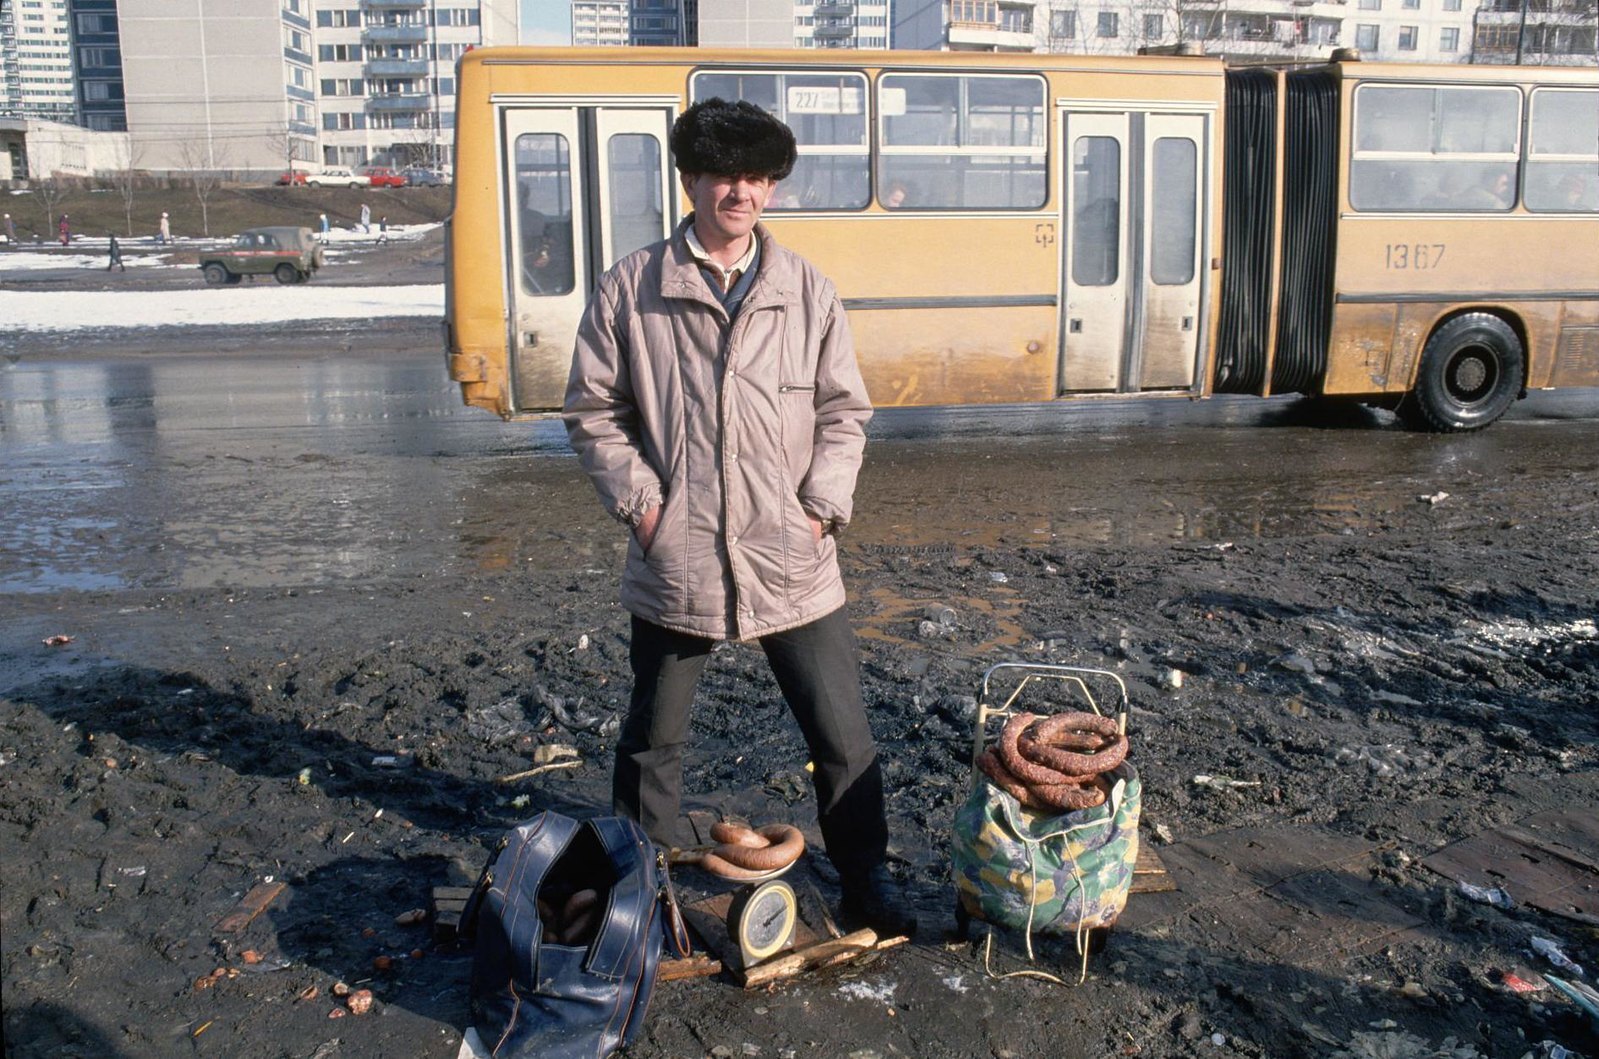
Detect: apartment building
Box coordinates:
(1473, 0, 1596, 64)
(1, 0, 76, 122)
(313, 0, 518, 170)
(631, 0, 689, 44)
(100, 0, 516, 175)
(896, 0, 1493, 64)
(573, 0, 629, 45)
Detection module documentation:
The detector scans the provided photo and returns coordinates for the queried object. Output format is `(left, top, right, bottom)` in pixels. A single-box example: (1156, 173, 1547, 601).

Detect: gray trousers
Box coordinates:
(614, 607, 889, 876)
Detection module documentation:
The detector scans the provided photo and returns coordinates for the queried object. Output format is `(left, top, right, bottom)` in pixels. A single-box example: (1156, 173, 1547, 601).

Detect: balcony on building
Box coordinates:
(361, 0, 426, 7)
(366, 58, 428, 77)
(947, 0, 1035, 50)
(813, 21, 855, 39)
(813, 2, 854, 17)
(363, 23, 428, 44)
(368, 92, 431, 111)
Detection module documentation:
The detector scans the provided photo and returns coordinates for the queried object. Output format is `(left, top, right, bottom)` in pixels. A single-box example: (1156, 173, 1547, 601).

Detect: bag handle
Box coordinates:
(460, 813, 578, 951)
(586, 818, 662, 979)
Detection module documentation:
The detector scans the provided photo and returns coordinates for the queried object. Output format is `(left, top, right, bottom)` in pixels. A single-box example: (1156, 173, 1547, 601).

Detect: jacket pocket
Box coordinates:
(778, 384, 816, 394)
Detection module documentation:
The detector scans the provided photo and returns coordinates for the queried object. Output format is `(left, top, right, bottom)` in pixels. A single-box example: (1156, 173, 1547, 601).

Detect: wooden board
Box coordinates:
(1120, 824, 1424, 961)
(1131, 843, 1177, 894)
(215, 881, 286, 934)
(1422, 808, 1599, 924)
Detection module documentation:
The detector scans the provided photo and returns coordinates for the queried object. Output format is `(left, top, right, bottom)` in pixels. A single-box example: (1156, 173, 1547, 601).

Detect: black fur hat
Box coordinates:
(670, 98, 797, 181)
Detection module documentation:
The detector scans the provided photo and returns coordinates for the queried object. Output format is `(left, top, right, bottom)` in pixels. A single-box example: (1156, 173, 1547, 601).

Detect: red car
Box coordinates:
(362, 166, 407, 188)
(275, 170, 309, 186)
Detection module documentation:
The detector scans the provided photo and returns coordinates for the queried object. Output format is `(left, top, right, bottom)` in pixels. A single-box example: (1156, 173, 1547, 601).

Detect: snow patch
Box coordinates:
(837, 979, 896, 1004)
(2, 284, 444, 331)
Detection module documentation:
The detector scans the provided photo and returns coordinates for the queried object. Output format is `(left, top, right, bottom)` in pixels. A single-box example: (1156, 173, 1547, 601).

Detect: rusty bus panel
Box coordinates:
(1323, 304, 1401, 395)
(848, 307, 1058, 407)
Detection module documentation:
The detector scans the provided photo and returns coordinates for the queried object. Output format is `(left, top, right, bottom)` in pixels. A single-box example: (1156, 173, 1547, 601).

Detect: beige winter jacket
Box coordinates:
(564, 218, 872, 642)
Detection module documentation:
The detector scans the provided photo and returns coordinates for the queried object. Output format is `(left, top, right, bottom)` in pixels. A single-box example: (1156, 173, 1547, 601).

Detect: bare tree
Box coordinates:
(176, 138, 230, 236)
(35, 177, 67, 241)
(270, 122, 313, 181)
(109, 139, 145, 237)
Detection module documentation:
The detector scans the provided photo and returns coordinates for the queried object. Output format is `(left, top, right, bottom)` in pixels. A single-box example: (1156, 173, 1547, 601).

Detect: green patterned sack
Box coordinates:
(951, 762, 1140, 937)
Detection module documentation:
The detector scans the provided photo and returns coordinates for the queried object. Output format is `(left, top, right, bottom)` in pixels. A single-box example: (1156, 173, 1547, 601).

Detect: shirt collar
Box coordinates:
(684, 223, 758, 291)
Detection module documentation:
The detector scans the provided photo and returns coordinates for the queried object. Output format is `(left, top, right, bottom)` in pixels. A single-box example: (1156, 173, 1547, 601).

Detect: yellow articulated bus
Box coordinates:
(444, 47, 1598, 432)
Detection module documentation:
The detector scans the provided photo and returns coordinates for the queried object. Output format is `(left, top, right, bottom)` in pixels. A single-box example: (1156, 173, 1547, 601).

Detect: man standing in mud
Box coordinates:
(564, 99, 915, 937)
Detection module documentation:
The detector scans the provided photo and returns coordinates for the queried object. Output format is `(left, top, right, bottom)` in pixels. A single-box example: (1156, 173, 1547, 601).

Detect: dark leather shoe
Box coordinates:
(839, 865, 917, 938)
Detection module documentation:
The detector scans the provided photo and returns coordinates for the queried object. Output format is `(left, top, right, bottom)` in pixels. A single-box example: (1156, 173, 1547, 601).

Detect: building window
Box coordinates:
(1443, 0, 1460, 9)
(1098, 11, 1118, 37)
(1143, 13, 1163, 38)
(77, 46, 120, 67)
(1440, 26, 1459, 51)
(319, 43, 363, 62)
(1358, 0, 1380, 9)
(1050, 10, 1075, 38)
(998, 4, 1031, 33)
(1355, 23, 1379, 50)
(1401, 0, 1419, 7)
(1398, 25, 1417, 50)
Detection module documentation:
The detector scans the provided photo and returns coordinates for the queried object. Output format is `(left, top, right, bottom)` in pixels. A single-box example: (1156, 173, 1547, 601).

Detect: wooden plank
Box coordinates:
(741, 928, 881, 989)
(215, 881, 287, 934)
(1131, 844, 1177, 894)
(659, 954, 723, 981)
(1422, 811, 1599, 921)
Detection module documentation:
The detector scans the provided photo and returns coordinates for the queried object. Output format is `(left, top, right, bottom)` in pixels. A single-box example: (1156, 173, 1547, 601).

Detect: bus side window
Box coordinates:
(1351, 84, 1521, 213)
(1525, 88, 1599, 213)
(878, 72, 1046, 210)
(515, 132, 575, 295)
(692, 70, 870, 212)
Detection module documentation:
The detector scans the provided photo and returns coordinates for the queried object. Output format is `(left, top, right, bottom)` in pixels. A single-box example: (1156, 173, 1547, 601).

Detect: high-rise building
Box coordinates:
(104, 0, 516, 175)
(313, 0, 518, 170)
(69, 0, 126, 131)
(630, 0, 687, 45)
(573, 0, 629, 45)
(693, 0, 892, 49)
(2, 0, 77, 122)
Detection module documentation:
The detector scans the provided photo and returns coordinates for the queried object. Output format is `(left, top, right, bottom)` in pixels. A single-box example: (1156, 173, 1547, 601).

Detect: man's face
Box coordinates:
(682, 172, 776, 248)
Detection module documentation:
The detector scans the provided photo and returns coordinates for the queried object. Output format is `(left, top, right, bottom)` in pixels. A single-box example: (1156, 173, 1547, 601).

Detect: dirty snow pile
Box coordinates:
(1, 284, 444, 332)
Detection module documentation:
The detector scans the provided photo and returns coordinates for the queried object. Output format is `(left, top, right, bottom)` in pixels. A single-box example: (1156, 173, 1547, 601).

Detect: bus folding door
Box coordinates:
(501, 106, 675, 412)
(1060, 110, 1209, 394)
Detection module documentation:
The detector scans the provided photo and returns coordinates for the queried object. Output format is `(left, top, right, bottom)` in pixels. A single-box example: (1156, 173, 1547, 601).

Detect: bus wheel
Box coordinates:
(1401, 313, 1523, 432)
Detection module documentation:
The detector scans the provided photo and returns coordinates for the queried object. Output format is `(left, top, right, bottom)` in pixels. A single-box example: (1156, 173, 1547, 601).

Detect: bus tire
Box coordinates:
(1400, 313, 1523, 432)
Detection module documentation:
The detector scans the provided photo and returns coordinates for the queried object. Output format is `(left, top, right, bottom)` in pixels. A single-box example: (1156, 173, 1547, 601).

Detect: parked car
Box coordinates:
(275, 170, 309, 186)
(306, 167, 370, 188)
(362, 166, 407, 188)
(199, 226, 325, 285)
(400, 167, 447, 187)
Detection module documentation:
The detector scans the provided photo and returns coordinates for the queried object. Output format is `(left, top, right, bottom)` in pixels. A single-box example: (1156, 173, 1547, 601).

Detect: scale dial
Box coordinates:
(729, 879, 798, 966)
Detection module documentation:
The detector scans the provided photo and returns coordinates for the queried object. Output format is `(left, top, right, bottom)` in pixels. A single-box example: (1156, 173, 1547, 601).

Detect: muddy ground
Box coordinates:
(4, 236, 1599, 1059)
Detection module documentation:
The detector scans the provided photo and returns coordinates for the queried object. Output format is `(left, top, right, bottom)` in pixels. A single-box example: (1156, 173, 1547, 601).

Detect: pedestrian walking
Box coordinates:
(375, 215, 389, 245)
(158, 212, 171, 245)
(58, 214, 70, 245)
(359, 202, 371, 233)
(319, 212, 329, 235)
(106, 232, 125, 271)
(3, 212, 15, 247)
(563, 98, 915, 938)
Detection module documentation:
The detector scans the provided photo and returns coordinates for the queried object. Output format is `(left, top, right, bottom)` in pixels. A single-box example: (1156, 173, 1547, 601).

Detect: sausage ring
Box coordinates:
(997, 713, 1098, 786)
(700, 822, 805, 880)
(1020, 723, 1128, 776)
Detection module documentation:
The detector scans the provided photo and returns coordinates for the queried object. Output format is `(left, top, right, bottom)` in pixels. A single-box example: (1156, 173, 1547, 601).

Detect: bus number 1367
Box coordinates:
(1385, 243, 1446, 270)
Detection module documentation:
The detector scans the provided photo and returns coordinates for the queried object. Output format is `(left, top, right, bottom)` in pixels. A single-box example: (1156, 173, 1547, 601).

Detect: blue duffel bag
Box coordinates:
(462, 812, 689, 1059)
